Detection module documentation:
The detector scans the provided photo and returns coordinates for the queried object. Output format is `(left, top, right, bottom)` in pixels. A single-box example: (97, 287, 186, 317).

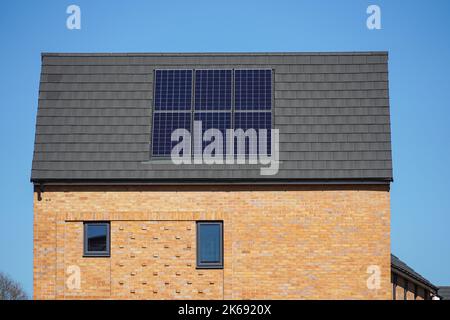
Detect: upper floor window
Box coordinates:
(196, 221, 223, 269)
(83, 222, 110, 257)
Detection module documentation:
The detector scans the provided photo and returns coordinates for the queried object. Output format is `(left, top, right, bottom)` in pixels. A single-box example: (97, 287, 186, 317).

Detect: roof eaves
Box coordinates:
(30, 178, 392, 186)
(391, 255, 438, 291)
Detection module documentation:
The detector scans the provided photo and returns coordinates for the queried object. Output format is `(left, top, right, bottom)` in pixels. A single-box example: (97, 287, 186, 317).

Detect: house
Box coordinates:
(438, 287, 450, 300)
(391, 254, 439, 300)
(32, 52, 392, 299)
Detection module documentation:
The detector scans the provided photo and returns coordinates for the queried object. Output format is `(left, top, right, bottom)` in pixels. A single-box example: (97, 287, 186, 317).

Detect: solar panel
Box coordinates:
(235, 69, 272, 110)
(154, 70, 192, 111)
(151, 69, 272, 159)
(194, 112, 232, 155)
(195, 70, 232, 110)
(234, 112, 272, 155)
(151, 112, 191, 157)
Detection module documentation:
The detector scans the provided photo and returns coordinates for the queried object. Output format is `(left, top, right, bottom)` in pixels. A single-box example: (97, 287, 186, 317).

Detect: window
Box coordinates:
(196, 221, 223, 268)
(83, 222, 110, 257)
(151, 69, 272, 158)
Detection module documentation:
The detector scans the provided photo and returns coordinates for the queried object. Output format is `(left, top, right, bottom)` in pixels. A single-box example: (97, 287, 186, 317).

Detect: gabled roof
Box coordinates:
(391, 254, 438, 291)
(31, 52, 392, 184)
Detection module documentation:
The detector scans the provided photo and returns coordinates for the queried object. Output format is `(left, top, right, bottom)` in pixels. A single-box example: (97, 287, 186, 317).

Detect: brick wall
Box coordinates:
(33, 184, 391, 299)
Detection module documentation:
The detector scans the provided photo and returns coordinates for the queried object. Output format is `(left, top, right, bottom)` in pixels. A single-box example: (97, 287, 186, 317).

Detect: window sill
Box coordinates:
(83, 254, 110, 258)
(196, 265, 224, 269)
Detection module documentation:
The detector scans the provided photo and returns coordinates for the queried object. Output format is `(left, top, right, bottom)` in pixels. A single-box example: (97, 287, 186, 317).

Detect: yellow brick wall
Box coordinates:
(33, 185, 391, 299)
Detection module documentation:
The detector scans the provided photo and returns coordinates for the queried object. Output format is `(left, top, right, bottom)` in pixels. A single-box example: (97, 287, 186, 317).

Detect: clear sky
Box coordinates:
(0, 0, 449, 297)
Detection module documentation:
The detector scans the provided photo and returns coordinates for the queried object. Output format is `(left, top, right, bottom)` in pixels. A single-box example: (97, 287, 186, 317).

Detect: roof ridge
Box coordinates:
(41, 51, 389, 57)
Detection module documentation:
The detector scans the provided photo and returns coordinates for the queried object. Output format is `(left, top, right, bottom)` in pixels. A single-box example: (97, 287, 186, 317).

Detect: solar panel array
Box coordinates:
(152, 69, 272, 157)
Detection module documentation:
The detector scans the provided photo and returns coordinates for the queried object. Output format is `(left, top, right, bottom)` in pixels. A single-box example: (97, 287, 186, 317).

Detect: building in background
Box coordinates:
(32, 52, 392, 299)
(391, 254, 439, 300)
(438, 286, 450, 300)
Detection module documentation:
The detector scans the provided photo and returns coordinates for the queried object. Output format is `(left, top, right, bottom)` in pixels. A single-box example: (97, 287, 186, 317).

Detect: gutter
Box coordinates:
(31, 178, 392, 186)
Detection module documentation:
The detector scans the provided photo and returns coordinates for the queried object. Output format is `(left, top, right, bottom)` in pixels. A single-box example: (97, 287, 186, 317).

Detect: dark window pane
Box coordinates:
(197, 222, 222, 267)
(85, 223, 109, 255)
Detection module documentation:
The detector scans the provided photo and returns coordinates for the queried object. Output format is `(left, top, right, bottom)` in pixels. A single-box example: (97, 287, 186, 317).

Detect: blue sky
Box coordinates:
(0, 0, 449, 297)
